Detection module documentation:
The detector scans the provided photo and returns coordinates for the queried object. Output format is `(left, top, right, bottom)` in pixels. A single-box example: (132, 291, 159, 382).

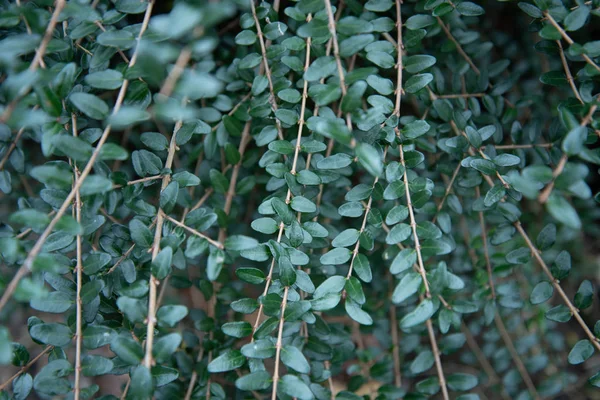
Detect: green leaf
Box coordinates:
(392, 272, 422, 304)
(562, 126, 587, 156)
(152, 247, 173, 280)
(391, 249, 417, 274)
(207, 350, 245, 373)
(386, 223, 411, 245)
(85, 69, 124, 89)
(470, 159, 497, 175)
(354, 253, 372, 282)
(400, 299, 437, 329)
(222, 321, 252, 338)
(291, 196, 317, 213)
(484, 185, 506, 206)
(530, 281, 553, 304)
(97, 29, 135, 48)
(320, 248, 352, 265)
(404, 73, 433, 93)
(281, 345, 311, 373)
(54, 135, 93, 162)
(69, 92, 109, 120)
(345, 276, 366, 304)
(345, 299, 373, 325)
(225, 235, 259, 251)
(405, 15, 436, 30)
(129, 366, 154, 400)
(29, 323, 72, 347)
(0, 327, 12, 365)
(447, 373, 478, 391)
(356, 143, 383, 177)
(568, 340, 594, 364)
(332, 228, 360, 248)
(236, 267, 265, 285)
(10, 209, 50, 230)
(129, 219, 153, 248)
(153, 333, 181, 363)
(546, 194, 581, 229)
(518, 2, 543, 18)
(157, 305, 188, 328)
(457, 2, 484, 16)
(278, 374, 314, 400)
(81, 355, 113, 376)
(404, 55, 436, 73)
(279, 256, 296, 287)
(564, 6, 590, 31)
(236, 371, 272, 391)
(574, 280, 593, 310)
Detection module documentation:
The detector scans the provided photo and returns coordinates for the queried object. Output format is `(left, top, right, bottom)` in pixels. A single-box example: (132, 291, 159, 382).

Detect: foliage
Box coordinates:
(0, 0, 600, 399)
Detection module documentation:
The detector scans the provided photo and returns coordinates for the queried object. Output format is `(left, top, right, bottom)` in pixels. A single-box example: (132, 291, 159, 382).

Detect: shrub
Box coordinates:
(0, 0, 599, 399)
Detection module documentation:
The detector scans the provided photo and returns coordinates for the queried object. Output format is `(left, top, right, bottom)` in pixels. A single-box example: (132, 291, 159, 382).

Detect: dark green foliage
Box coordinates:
(1, 0, 600, 399)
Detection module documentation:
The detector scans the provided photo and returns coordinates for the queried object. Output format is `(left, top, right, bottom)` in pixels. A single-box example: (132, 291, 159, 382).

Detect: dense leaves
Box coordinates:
(0, 0, 599, 399)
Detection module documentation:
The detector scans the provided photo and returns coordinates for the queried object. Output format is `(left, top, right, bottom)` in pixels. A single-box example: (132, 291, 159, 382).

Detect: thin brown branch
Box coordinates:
(544, 12, 600, 73)
(250, 0, 284, 140)
(538, 104, 597, 203)
(159, 48, 192, 98)
(556, 40, 583, 103)
(324, 0, 346, 97)
(0, 0, 66, 123)
(0, 0, 156, 314)
(432, 163, 461, 223)
(71, 114, 83, 400)
(437, 92, 486, 99)
(162, 213, 224, 249)
(0, 346, 52, 390)
(488, 143, 553, 150)
(437, 17, 480, 75)
(514, 221, 600, 352)
(271, 286, 290, 400)
(475, 187, 496, 299)
(144, 107, 186, 368)
(494, 313, 540, 399)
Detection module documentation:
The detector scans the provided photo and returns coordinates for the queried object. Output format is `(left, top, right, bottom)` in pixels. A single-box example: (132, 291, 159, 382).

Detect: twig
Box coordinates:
(1, 0, 66, 123)
(437, 17, 480, 75)
(271, 286, 290, 400)
(396, 2, 446, 397)
(475, 187, 495, 299)
(488, 143, 553, 150)
(556, 40, 583, 103)
(202, 122, 251, 399)
(144, 99, 187, 368)
(71, 114, 83, 400)
(432, 163, 461, 224)
(0, 0, 156, 314)
(538, 104, 597, 203)
(0, 346, 52, 390)
(162, 214, 224, 250)
(437, 93, 486, 99)
(159, 48, 192, 98)
(544, 12, 600, 73)
(389, 304, 402, 387)
(514, 221, 600, 352)
(250, 13, 317, 340)
(250, 0, 284, 140)
(324, 0, 346, 97)
(474, 188, 538, 398)
(494, 313, 540, 399)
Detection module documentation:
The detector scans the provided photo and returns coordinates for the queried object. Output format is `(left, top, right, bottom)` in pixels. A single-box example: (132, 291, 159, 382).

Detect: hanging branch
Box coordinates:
(250, 0, 284, 140)
(1, 0, 67, 123)
(538, 104, 597, 203)
(544, 12, 600, 73)
(0, 0, 157, 314)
